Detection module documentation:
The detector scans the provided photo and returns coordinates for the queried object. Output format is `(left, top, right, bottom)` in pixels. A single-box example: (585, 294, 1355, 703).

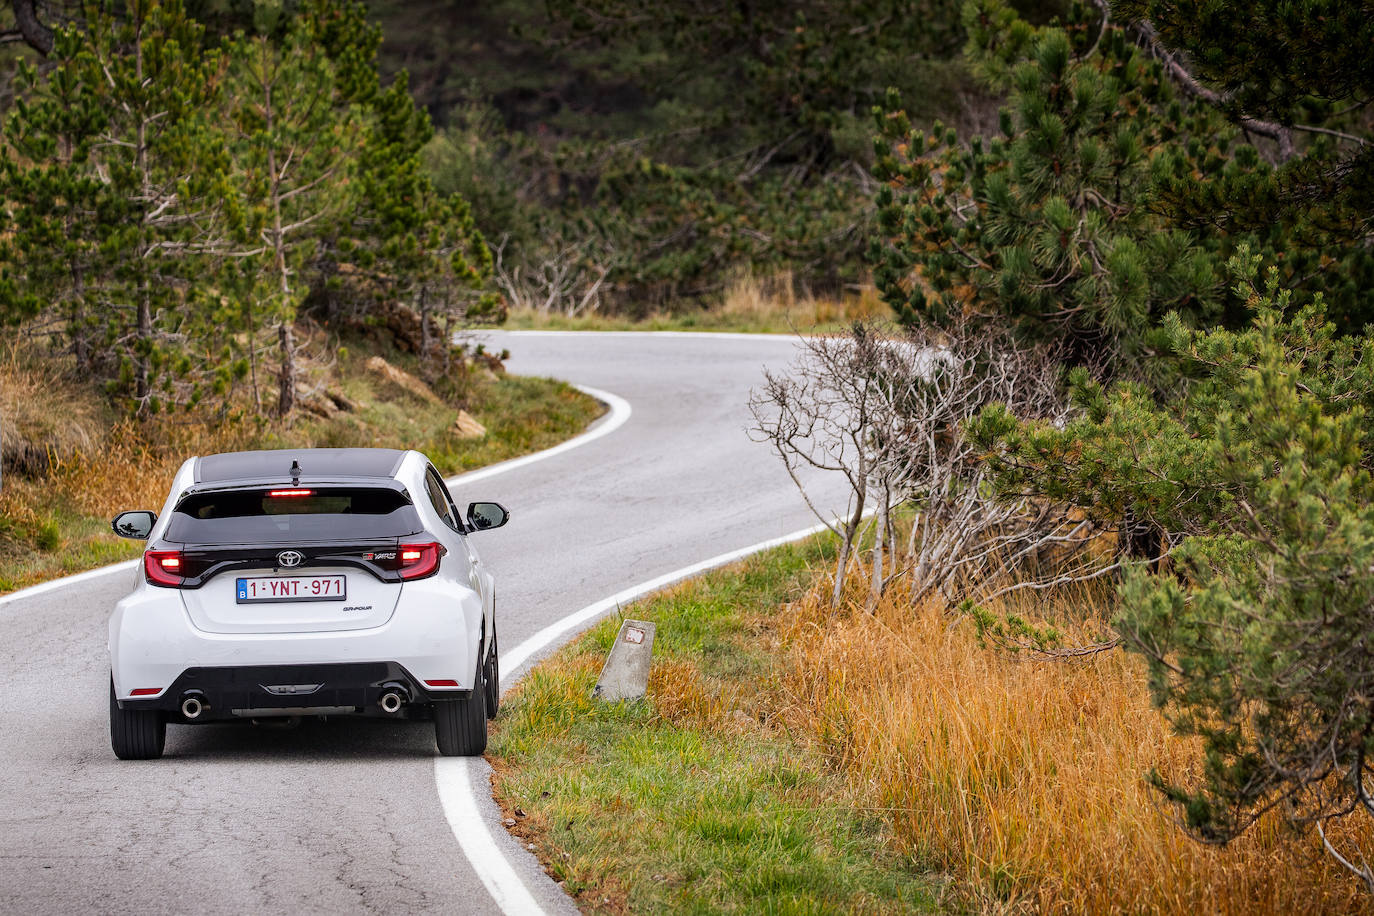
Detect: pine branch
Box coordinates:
(1092, 1, 1296, 161)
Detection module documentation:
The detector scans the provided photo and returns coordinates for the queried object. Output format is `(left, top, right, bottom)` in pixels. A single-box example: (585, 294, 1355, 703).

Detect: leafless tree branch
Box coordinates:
(750, 320, 1106, 611)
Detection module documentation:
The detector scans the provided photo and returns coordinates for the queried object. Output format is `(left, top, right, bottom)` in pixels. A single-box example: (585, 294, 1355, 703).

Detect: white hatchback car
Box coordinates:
(107, 448, 507, 760)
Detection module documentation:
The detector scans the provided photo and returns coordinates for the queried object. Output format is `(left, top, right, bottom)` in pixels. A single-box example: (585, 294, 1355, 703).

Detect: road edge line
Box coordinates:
(0, 559, 140, 610)
(435, 758, 550, 916)
(435, 519, 839, 916)
(444, 384, 631, 489)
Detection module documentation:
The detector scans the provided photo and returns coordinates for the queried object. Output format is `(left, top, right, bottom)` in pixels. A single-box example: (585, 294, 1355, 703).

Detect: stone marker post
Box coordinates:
(593, 619, 657, 701)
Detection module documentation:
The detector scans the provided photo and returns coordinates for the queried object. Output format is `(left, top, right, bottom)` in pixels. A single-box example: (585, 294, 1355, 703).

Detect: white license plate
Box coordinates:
(236, 574, 346, 603)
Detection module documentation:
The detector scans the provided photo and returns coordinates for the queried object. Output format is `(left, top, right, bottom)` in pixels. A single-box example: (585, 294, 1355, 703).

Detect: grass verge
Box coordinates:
(489, 536, 940, 915)
(493, 533, 1372, 914)
(0, 343, 602, 594)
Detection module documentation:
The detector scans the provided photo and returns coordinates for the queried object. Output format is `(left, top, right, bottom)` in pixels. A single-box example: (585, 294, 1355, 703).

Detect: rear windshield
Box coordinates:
(165, 487, 423, 544)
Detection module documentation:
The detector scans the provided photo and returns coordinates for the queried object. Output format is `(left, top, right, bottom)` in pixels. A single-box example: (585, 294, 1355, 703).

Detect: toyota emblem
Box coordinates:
(277, 550, 304, 568)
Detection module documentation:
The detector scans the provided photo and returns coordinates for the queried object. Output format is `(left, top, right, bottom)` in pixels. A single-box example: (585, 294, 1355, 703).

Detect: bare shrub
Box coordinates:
(750, 322, 905, 606)
(493, 235, 610, 318)
(750, 319, 1109, 609)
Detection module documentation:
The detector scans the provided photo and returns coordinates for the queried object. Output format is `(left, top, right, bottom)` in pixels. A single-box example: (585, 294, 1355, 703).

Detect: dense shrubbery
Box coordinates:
(968, 259, 1374, 877)
(377, 0, 1021, 313)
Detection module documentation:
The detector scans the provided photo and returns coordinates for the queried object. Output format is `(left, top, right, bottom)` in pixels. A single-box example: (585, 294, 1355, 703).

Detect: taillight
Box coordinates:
(144, 550, 186, 587)
(398, 542, 443, 580)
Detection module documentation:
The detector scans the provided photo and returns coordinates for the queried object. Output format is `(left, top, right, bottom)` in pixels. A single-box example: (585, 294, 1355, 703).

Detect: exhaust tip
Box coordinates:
(181, 695, 205, 719)
(378, 682, 409, 713)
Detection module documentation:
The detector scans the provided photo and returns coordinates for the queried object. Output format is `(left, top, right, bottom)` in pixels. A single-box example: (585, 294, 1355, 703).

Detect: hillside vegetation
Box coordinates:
(0, 0, 584, 591)
(0, 331, 601, 592)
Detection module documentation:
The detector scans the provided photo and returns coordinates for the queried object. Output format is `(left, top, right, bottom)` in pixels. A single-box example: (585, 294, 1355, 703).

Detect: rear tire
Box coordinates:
(109, 678, 166, 760)
(483, 634, 500, 720)
(435, 657, 487, 756)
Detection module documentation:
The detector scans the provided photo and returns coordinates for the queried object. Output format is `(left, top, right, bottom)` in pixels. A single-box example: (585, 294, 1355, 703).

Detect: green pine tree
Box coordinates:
(221, 6, 365, 417)
(870, 0, 1232, 366)
(0, 32, 105, 355)
(1, 0, 231, 415)
(964, 251, 1374, 883)
(320, 19, 497, 364)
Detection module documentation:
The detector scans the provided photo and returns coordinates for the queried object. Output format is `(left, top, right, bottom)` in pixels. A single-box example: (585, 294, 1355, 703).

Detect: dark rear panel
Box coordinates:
(150, 540, 420, 588)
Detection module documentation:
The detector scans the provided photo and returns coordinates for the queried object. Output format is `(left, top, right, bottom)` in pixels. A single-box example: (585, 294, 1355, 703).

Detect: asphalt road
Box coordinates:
(0, 331, 852, 915)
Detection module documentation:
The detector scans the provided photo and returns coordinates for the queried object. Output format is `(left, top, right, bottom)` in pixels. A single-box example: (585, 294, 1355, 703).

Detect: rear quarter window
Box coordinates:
(165, 487, 423, 544)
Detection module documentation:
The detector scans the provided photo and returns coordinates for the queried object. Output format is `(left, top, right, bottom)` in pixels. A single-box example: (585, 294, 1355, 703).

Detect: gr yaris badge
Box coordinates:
(276, 550, 304, 568)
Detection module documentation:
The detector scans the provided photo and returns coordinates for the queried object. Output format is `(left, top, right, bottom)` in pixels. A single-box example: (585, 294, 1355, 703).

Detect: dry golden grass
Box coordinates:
(0, 338, 108, 474)
(779, 575, 1372, 914)
(0, 336, 253, 521)
(52, 418, 252, 519)
(716, 269, 888, 330)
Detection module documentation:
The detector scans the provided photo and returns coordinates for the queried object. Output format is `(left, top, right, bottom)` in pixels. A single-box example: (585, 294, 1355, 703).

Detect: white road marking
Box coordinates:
(0, 558, 138, 610)
(435, 758, 549, 916)
(431, 519, 838, 916)
(425, 382, 635, 916)
(444, 384, 631, 488)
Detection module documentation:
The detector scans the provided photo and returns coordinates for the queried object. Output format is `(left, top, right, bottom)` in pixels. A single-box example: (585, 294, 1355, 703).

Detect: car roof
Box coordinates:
(193, 448, 409, 486)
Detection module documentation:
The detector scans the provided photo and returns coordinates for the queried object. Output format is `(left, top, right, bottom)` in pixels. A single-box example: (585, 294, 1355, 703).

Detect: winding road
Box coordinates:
(0, 332, 850, 915)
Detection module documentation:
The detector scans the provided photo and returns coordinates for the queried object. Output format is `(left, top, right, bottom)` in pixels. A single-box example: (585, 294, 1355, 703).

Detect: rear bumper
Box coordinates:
(109, 576, 484, 700)
(115, 661, 466, 721)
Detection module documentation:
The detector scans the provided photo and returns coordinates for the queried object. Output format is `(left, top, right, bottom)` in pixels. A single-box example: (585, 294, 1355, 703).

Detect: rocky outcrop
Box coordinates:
(364, 356, 443, 405)
(453, 410, 486, 439)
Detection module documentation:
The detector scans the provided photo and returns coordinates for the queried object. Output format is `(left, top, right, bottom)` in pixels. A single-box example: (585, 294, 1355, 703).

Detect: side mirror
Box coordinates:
(466, 501, 509, 532)
(111, 510, 157, 540)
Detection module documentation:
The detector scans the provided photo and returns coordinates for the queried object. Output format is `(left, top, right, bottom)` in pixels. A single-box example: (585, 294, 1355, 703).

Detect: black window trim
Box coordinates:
(424, 466, 466, 533)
